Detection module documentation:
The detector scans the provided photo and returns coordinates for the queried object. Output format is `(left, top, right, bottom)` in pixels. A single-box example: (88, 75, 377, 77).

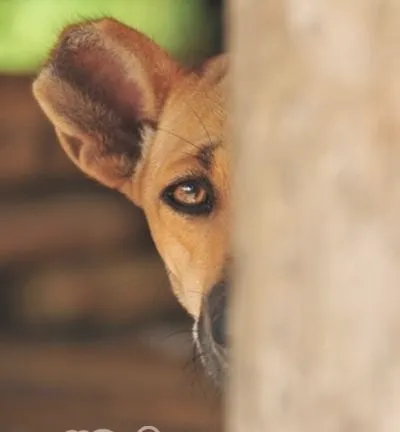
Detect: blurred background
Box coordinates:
(0, 1, 223, 431)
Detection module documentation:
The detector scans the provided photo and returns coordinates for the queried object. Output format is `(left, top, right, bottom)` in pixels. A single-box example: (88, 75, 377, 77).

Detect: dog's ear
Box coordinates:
(33, 18, 181, 192)
(199, 54, 228, 86)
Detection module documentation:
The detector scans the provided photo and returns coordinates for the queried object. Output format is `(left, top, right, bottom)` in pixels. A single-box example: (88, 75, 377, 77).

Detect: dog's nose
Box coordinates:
(206, 281, 227, 347)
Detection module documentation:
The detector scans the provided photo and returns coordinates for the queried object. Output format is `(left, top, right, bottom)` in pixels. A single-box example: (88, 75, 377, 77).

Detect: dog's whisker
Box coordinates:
(158, 327, 192, 342)
(182, 96, 214, 149)
(156, 125, 204, 152)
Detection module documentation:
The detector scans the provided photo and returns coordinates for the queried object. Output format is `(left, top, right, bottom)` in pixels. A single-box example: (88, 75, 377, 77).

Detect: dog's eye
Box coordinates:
(162, 178, 214, 215)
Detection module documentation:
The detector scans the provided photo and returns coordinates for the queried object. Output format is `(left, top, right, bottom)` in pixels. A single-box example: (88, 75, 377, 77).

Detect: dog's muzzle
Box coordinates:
(194, 281, 228, 386)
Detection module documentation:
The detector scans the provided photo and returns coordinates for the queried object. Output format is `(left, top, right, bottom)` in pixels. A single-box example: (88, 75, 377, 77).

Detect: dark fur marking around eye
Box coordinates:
(195, 143, 220, 171)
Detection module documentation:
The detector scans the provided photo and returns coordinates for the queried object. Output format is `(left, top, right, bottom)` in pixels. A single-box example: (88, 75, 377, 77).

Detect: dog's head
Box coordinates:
(33, 18, 228, 384)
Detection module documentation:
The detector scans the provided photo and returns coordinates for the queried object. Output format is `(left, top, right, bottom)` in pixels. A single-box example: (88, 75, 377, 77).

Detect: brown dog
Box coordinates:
(33, 18, 228, 384)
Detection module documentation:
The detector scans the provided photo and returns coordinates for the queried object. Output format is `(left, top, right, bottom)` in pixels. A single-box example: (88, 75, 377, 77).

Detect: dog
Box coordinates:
(33, 18, 228, 385)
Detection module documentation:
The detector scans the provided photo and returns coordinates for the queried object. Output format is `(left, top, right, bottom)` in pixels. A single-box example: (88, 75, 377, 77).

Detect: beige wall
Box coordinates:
(229, 1, 400, 430)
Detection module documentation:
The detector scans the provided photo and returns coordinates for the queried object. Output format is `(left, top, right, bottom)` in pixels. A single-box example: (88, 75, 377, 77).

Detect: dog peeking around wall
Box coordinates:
(32, 18, 228, 385)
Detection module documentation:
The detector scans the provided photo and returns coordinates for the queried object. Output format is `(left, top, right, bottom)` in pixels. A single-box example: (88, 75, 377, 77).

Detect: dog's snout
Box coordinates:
(195, 280, 228, 385)
(207, 281, 227, 347)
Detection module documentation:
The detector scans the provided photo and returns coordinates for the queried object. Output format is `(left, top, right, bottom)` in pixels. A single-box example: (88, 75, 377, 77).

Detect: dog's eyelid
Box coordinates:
(164, 168, 209, 187)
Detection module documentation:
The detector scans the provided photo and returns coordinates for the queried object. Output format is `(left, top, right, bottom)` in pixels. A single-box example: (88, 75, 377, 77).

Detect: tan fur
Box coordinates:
(33, 18, 228, 318)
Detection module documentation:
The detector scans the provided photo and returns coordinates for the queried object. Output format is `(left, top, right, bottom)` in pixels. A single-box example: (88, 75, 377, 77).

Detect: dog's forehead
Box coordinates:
(152, 74, 226, 163)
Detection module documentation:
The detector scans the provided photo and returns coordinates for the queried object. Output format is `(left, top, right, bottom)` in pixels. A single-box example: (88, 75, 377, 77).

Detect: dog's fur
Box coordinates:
(33, 18, 228, 384)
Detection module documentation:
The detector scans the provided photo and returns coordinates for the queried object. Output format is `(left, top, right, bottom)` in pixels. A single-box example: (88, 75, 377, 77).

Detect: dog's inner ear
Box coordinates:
(33, 18, 181, 191)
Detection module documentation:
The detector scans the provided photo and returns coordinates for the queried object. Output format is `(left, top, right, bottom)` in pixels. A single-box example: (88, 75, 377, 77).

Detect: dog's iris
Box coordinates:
(161, 177, 214, 215)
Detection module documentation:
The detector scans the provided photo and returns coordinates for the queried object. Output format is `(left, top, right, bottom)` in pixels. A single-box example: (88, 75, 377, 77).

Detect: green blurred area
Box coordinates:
(0, 0, 221, 73)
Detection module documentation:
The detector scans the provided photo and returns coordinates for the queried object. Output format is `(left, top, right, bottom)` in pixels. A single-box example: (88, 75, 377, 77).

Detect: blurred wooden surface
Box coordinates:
(0, 337, 222, 432)
(0, 75, 77, 184)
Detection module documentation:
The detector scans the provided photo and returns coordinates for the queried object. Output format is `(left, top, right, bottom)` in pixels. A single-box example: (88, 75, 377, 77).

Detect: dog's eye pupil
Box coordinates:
(162, 178, 214, 215)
